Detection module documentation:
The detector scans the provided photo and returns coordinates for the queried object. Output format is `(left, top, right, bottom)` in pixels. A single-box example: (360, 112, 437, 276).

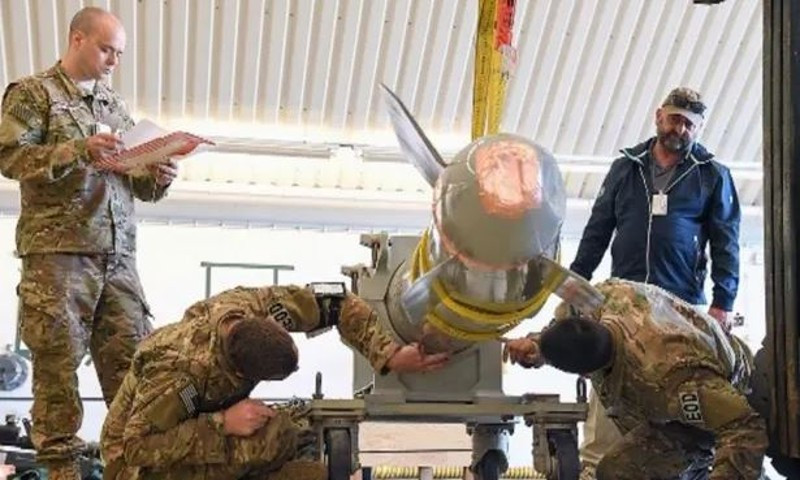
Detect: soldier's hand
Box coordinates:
(222, 398, 276, 437)
(86, 133, 124, 162)
(708, 306, 732, 332)
(148, 158, 178, 186)
(386, 342, 450, 373)
(502, 336, 544, 368)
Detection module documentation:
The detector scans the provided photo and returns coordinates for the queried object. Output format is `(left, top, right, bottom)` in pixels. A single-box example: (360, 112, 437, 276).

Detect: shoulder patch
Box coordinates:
(178, 383, 199, 416)
(2, 82, 19, 105)
(679, 390, 705, 424)
(7, 103, 39, 126)
(3, 82, 46, 129)
(142, 379, 200, 431)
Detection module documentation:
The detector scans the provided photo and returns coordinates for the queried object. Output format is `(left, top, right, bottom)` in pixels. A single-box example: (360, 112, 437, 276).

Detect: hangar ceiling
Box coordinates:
(0, 0, 763, 234)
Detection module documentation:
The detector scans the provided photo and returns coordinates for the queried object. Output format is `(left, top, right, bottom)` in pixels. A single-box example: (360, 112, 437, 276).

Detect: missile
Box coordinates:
(378, 85, 603, 354)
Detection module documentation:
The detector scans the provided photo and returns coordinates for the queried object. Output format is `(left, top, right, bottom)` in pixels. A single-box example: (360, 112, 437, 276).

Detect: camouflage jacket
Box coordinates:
(0, 62, 168, 256)
(556, 279, 765, 479)
(100, 285, 399, 478)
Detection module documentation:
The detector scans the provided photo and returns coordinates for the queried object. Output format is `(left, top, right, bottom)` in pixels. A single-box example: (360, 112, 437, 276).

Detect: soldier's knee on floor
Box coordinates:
(264, 460, 327, 480)
(595, 460, 611, 480)
(44, 461, 81, 480)
(595, 457, 641, 480)
(595, 457, 613, 480)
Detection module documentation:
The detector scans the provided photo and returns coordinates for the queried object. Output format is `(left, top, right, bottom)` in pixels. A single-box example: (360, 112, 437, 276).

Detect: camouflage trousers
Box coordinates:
(17, 253, 152, 468)
(233, 401, 324, 480)
(135, 402, 325, 480)
(595, 421, 714, 480)
(580, 389, 623, 479)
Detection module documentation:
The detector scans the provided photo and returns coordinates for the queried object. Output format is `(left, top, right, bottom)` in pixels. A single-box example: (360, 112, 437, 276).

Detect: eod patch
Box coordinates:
(268, 301, 294, 329)
(679, 390, 705, 424)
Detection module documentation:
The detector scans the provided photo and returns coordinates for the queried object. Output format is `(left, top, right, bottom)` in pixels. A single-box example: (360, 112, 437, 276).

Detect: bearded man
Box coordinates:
(568, 87, 742, 479)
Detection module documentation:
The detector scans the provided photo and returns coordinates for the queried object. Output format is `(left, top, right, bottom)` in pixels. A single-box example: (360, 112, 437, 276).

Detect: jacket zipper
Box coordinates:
(630, 151, 701, 286)
(635, 165, 654, 284)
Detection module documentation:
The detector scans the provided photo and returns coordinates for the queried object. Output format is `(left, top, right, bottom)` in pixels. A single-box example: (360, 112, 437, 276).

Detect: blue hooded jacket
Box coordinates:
(570, 138, 740, 310)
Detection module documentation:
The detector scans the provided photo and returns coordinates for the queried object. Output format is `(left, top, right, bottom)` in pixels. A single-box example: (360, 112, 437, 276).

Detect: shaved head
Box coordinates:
(62, 7, 126, 81)
(69, 7, 119, 36)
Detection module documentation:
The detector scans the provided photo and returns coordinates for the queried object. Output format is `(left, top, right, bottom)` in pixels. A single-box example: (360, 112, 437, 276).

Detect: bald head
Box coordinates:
(69, 7, 124, 39)
(62, 7, 126, 81)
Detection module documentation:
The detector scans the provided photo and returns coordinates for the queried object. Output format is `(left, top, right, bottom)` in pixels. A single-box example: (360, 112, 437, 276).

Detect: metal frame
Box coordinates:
(199, 261, 294, 298)
(762, 0, 800, 459)
(308, 395, 586, 480)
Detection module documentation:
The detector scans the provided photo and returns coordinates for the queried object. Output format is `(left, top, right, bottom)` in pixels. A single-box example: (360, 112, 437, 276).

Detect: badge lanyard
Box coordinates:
(651, 161, 672, 216)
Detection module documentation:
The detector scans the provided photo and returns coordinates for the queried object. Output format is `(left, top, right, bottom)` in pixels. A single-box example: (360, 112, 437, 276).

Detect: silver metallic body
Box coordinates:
(349, 233, 507, 402)
(397, 135, 568, 354)
(314, 87, 589, 479)
(339, 232, 586, 479)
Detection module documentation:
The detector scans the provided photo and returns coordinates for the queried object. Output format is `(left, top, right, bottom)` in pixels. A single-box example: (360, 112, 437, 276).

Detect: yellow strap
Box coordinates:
(431, 270, 558, 325)
(425, 312, 513, 342)
(414, 230, 555, 321)
(472, 0, 516, 140)
(472, 0, 496, 140)
(486, 41, 506, 136)
(410, 230, 559, 340)
(445, 284, 534, 314)
(412, 232, 560, 315)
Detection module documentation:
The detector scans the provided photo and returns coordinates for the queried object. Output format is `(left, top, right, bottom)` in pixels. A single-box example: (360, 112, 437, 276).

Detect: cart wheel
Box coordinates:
(547, 430, 580, 480)
(18, 472, 42, 480)
(475, 450, 503, 480)
(325, 428, 352, 480)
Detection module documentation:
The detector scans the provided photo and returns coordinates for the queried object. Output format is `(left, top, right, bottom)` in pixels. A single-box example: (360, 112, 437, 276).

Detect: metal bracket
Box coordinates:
(199, 261, 294, 298)
(359, 233, 390, 270)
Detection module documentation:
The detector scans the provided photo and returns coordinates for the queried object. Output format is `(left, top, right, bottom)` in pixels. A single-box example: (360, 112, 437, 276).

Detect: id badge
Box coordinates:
(652, 193, 668, 216)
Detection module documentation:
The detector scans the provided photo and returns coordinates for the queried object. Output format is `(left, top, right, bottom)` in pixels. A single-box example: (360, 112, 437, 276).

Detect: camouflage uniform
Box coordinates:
(100, 285, 400, 480)
(553, 279, 766, 480)
(0, 63, 168, 477)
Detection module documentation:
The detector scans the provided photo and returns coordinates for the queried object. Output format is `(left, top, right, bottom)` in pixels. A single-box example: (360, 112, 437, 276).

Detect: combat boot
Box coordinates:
(265, 460, 327, 480)
(44, 461, 81, 480)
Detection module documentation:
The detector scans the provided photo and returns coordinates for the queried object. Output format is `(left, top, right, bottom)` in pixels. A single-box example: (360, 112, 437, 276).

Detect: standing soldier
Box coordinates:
(101, 284, 449, 480)
(0, 7, 188, 480)
(504, 279, 766, 480)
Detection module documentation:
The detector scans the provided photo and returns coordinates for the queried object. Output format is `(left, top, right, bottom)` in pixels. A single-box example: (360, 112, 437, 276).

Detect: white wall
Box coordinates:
(0, 216, 773, 473)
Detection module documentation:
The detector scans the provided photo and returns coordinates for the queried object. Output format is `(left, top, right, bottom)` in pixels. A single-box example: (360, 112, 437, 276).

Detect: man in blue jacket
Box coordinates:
(570, 87, 741, 479)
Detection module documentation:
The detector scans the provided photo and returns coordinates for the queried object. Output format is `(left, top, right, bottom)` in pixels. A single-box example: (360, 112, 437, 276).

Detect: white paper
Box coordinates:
(95, 120, 213, 176)
(120, 119, 168, 149)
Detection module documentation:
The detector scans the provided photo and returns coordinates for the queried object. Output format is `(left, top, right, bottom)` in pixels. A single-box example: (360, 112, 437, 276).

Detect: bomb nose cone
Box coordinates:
(474, 138, 542, 220)
(434, 133, 566, 271)
(380, 85, 579, 352)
